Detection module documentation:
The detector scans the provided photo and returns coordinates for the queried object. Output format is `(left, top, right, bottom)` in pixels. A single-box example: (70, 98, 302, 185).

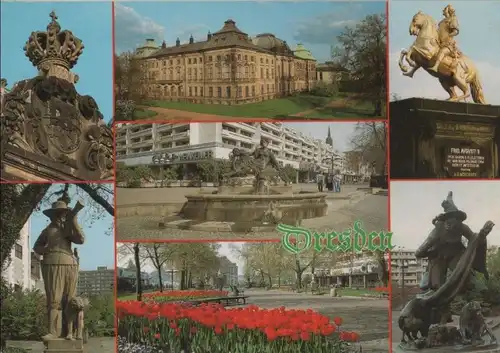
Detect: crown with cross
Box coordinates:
(23, 11, 84, 71)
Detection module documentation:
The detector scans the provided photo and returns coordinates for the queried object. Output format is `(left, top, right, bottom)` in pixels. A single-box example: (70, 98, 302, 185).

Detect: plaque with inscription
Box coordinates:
(444, 147, 486, 177)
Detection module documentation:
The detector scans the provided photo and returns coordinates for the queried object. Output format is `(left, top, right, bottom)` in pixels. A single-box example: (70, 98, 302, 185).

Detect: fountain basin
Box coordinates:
(181, 192, 328, 224)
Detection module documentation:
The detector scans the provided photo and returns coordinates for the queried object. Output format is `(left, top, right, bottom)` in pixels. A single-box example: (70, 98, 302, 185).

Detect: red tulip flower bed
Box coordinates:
(118, 301, 360, 353)
(140, 290, 229, 303)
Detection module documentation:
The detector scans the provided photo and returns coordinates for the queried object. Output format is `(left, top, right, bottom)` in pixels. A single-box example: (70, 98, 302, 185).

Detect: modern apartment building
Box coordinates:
(312, 250, 388, 288)
(116, 122, 345, 179)
(218, 256, 239, 286)
(77, 266, 114, 296)
(391, 249, 428, 287)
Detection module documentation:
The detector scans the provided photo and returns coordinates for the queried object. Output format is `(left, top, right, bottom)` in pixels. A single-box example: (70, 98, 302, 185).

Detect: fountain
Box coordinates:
(160, 138, 328, 233)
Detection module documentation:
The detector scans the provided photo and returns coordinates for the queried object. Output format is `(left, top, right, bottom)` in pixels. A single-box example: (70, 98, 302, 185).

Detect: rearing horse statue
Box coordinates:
(398, 9, 486, 104)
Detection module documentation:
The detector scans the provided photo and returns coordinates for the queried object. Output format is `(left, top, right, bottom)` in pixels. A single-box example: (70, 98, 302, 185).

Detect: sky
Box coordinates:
(0, 1, 113, 122)
(391, 181, 500, 250)
(114, 1, 386, 62)
(389, 1, 500, 105)
(284, 122, 357, 153)
(29, 184, 114, 271)
(117, 242, 245, 276)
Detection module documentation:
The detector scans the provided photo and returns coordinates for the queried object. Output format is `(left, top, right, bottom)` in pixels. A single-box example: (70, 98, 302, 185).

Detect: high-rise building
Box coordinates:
(218, 256, 239, 286)
(77, 266, 114, 296)
(391, 249, 428, 287)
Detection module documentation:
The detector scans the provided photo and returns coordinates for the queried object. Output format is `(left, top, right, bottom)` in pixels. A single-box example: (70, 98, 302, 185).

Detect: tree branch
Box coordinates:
(77, 183, 114, 216)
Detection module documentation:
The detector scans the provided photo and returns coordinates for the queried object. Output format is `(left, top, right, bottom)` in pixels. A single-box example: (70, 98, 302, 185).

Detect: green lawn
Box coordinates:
(134, 108, 158, 119)
(142, 95, 334, 118)
(307, 100, 378, 119)
(118, 289, 156, 300)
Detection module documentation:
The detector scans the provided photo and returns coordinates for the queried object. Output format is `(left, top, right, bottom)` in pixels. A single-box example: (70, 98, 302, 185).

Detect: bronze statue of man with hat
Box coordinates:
(415, 191, 494, 324)
(33, 198, 85, 341)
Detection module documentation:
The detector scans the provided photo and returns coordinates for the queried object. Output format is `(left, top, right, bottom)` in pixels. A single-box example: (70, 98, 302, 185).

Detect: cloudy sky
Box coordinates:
(284, 122, 359, 153)
(391, 181, 500, 250)
(114, 1, 385, 62)
(389, 1, 500, 104)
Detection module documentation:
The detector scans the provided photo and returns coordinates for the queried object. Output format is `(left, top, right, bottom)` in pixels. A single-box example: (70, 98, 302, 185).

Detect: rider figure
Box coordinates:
(430, 4, 460, 72)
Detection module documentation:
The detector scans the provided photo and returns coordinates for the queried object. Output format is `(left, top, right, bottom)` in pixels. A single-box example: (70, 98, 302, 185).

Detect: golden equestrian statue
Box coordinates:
(398, 4, 486, 104)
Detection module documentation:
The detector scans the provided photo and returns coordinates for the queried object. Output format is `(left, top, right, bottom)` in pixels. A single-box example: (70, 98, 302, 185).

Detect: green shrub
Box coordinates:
(0, 284, 47, 342)
(0, 282, 114, 344)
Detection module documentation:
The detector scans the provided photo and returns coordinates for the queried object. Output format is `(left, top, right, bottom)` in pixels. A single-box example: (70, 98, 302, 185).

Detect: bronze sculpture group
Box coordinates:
(399, 4, 486, 104)
(398, 192, 497, 350)
(223, 137, 289, 194)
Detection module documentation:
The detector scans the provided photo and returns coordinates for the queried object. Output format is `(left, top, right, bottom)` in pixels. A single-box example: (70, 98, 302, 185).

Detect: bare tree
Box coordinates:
(141, 243, 171, 292)
(349, 122, 387, 174)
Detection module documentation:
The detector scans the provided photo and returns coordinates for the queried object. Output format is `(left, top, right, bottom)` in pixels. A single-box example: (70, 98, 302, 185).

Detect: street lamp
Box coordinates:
(152, 153, 173, 187)
(400, 259, 409, 303)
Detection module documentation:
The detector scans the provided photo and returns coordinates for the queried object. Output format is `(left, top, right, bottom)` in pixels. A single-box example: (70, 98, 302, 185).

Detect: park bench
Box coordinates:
(184, 296, 249, 306)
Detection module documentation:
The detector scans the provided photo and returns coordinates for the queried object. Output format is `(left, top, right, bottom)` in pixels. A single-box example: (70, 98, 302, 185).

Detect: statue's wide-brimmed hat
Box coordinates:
(42, 200, 71, 217)
(440, 191, 467, 221)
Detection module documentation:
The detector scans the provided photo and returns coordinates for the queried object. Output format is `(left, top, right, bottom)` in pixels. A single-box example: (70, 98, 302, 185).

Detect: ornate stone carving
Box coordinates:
(1, 12, 113, 181)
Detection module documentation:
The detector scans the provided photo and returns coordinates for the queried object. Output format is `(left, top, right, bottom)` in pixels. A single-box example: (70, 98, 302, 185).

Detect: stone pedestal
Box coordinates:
(44, 339, 83, 353)
(390, 98, 500, 178)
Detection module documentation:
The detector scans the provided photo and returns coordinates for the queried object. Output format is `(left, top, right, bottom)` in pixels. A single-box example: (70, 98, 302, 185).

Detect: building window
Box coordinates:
(200, 87, 203, 96)
(260, 58, 263, 64)
(194, 87, 198, 96)
(209, 87, 213, 97)
(320, 72, 323, 80)
(226, 86, 231, 98)
(237, 86, 242, 98)
(194, 58, 197, 64)
(267, 84, 269, 93)
(188, 58, 191, 64)
(208, 56, 213, 62)
(15, 243, 22, 259)
(217, 55, 221, 61)
(260, 68, 263, 78)
(217, 87, 222, 98)
(266, 69, 269, 79)
(200, 58, 203, 63)
(252, 86, 255, 96)
(261, 85, 264, 94)
(245, 86, 249, 97)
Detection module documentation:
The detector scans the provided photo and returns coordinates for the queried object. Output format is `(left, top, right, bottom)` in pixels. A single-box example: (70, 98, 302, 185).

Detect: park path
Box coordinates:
(5, 337, 115, 353)
(137, 106, 273, 122)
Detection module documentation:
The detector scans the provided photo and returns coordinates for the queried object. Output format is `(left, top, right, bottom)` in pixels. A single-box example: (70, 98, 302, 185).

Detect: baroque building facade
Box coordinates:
(134, 19, 317, 105)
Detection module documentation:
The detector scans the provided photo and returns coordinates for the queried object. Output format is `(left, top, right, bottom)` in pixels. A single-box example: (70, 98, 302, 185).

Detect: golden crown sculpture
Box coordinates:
(23, 11, 84, 71)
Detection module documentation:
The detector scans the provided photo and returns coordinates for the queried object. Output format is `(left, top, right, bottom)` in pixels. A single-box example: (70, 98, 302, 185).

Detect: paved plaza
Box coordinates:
(5, 337, 115, 353)
(243, 289, 389, 352)
(116, 183, 388, 241)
